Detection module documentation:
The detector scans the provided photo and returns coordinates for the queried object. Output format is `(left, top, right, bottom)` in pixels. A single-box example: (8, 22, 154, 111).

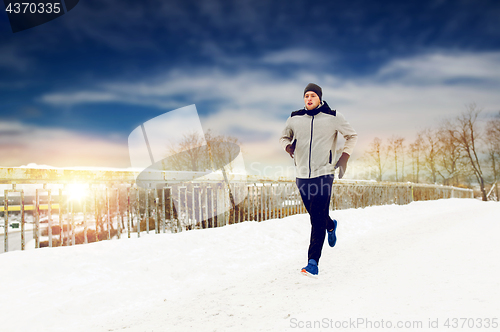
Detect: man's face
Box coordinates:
(304, 91, 321, 110)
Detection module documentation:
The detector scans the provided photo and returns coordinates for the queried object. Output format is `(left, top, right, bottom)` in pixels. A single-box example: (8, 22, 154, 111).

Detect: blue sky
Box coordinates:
(1, 0, 500, 175)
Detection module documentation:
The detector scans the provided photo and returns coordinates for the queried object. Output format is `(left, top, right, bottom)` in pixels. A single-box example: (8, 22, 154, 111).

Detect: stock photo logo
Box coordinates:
(128, 104, 248, 222)
(4, 0, 79, 33)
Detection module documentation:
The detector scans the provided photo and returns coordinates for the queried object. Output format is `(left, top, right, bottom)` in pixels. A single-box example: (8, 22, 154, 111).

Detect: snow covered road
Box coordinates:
(0, 198, 499, 332)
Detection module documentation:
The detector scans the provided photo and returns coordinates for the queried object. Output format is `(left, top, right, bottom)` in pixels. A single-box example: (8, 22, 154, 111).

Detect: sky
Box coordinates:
(1, 0, 500, 177)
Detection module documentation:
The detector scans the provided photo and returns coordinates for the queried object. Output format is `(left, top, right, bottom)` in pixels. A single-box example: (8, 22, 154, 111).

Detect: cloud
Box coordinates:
(261, 48, 332, 65)
(38, 49, 500, 171)
(41, 91, 119, 105)
(0, 121, 129, 168)
(376, 52, 500, 84)
(41, 67, 303, 112)
(0, 45, 32, 72)
(52, 0, 277, 54)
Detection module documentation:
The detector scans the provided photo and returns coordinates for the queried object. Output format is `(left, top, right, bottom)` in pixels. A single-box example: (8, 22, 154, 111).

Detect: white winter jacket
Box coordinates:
(280, 101, 358, 179)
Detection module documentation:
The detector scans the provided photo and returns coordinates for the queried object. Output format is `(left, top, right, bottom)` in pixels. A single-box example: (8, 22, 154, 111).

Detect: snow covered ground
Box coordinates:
(0, 198, 499, 332)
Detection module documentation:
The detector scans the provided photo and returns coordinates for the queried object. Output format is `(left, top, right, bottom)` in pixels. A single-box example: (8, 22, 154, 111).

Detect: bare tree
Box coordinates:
(388, 136, 405, 182)
(205, 129, 240, 173)
(436, 121, 463, 186)
(451, 104, 488, 201)
(408, 132, 424, 183)
(399, 138, 406, 181)
(486, 112, 500, 200)
(365, 137, 389, 181)
(165, 131, 209, 171)
(164, 130, 240, 172)
(422, 129, 440, 184)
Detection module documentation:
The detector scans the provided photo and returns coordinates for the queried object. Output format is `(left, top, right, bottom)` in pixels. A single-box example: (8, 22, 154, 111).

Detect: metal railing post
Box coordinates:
(70, 197, 75, 246)
(126, 187, 131, 239)
(48, 187, 52, 247)
(154, 189, 159, 234)
(161, 188, 166, 233)
(145, 189, 150, 234)
(83, 192, 88, 244)
(59, 187, 63, 246)
(4, 189, 8, 253)
(116, 187, 121, 239)
(35, 190, 39, 249)
(1, 184, 24, 252)
(136, 187, 141, 238)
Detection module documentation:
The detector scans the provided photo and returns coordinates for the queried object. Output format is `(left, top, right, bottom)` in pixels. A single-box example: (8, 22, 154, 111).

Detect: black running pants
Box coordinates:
(296, 174, 335, 264)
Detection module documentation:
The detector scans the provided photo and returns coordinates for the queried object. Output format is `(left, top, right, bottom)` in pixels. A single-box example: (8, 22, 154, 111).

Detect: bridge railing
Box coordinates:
(0, 167, 473, 253)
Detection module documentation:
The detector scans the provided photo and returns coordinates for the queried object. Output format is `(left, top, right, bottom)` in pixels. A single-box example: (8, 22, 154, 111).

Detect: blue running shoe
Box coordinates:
(327, 219, 338, 247)
(301, 259, 318, 278)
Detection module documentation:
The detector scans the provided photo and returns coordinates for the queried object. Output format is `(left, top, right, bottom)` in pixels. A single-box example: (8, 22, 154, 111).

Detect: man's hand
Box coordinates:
(285, 143, 295, 158)
(335, 152, 350, 179)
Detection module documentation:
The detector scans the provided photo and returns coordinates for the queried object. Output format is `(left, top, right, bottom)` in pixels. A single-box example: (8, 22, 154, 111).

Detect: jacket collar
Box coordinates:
(291, 101, 336, 117)
(305, 101, 334, 116)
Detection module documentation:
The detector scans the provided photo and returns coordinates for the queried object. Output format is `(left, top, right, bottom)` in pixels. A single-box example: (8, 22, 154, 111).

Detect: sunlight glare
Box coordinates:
(67, 183, 88, 202)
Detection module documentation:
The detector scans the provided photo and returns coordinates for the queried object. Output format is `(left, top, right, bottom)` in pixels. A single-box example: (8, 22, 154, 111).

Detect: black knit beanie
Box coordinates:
(303, 83, 322, 101)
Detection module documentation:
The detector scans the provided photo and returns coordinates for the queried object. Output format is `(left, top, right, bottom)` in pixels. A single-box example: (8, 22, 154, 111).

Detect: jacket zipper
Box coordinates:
(308, 115, 314, 178)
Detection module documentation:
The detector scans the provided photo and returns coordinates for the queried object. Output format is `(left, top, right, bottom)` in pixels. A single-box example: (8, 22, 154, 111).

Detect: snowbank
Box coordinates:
(0, 199, 499, 331)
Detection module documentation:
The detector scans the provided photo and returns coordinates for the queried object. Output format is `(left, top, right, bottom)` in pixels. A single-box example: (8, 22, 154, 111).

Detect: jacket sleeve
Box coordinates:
(279, 117, 294, 150)
(336, 111, 358, 156)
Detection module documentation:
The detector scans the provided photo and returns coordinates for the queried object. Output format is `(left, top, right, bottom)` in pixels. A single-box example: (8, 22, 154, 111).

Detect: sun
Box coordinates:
(67, 183, 88, 202)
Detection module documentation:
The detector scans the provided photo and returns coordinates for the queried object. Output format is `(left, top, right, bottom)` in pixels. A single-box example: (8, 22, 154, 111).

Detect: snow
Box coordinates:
(18, 163, 143, 172)
(0, 198, 499, 332)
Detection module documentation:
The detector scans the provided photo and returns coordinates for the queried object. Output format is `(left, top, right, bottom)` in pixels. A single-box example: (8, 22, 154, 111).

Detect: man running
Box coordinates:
(280, 83, 357, 277)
